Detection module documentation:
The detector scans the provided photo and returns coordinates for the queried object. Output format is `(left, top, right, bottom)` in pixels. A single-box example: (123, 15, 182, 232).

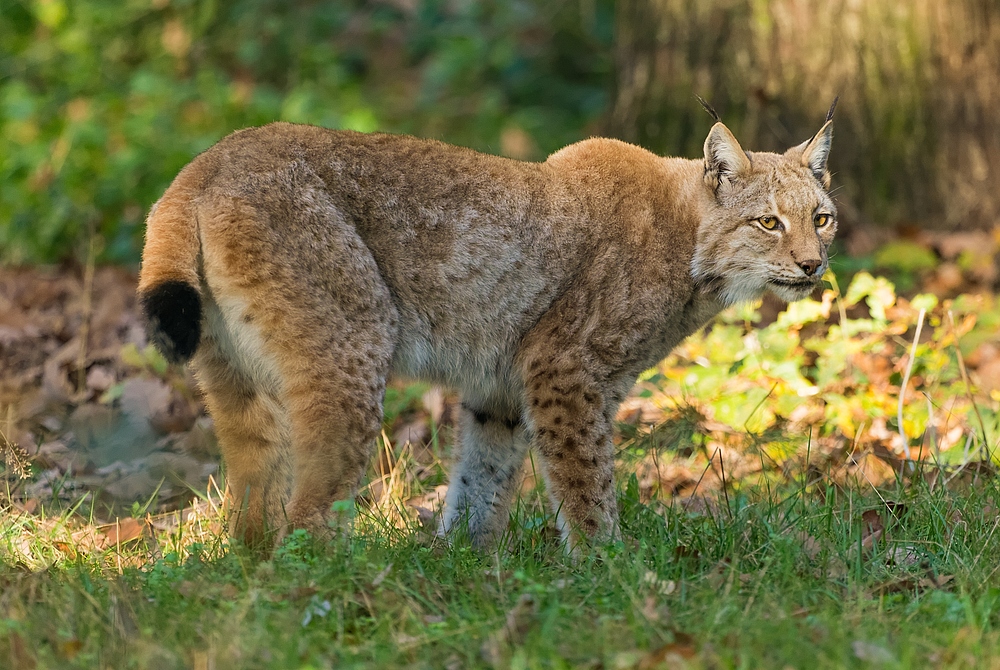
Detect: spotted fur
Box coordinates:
(138, 113, 836, 550)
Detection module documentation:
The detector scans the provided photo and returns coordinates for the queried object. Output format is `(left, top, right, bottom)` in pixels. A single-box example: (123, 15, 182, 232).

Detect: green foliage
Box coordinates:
(383, 382, 431, 428)
(874, 240, 939, 275)
(0, 0, 612, 263)
(646, 271, 999, 468)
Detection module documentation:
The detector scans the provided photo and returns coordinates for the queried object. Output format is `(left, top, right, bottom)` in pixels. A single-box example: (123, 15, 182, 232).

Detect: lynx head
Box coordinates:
(691, 102, 837, 306)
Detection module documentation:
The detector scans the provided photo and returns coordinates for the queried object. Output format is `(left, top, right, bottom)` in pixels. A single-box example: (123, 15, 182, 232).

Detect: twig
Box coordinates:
(689, 447, 720, 499)
(897, 308, 926, 460)
(828, 273, 853, 376)
(718, 445, 733, 520)
(75, 233, 97, 395)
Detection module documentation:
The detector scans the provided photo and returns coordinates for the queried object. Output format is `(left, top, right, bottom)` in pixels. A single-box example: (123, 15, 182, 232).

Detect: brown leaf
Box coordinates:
(921, 574, 954, 589)
(16, 498, 38, 514)
(638, 639, 697, 669)
(861, 509, 885, 551)
(945, 460, 999, 491)
(842, 452, 896, 488)
(102, 517, 144, 545)
(873, 576, 919, 595)
(52, 541, 77, 558)
(58, 638, 83, 660)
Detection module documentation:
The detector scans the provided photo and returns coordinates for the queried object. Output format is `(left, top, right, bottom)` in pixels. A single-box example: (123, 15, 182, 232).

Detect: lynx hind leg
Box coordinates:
(199, 187, 397, 545)
(519, 346, 621, 547)
(277, 332, 391, 539)
(195, 344, 292, 550)
(245, 283, 397, 544)
(442, 404, 530, 548)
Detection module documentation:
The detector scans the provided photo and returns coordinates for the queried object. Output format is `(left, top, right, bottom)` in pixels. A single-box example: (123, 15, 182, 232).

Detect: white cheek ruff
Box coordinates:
(719, 275, 768, 307)
(767, 280, 818, 303)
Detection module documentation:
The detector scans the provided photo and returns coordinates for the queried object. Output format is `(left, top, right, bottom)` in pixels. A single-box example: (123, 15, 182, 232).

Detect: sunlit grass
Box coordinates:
(2, 441, 999, 668)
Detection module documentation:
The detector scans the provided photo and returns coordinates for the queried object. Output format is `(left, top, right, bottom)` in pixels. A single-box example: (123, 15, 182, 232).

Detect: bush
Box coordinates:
(0, 0, 612, 263)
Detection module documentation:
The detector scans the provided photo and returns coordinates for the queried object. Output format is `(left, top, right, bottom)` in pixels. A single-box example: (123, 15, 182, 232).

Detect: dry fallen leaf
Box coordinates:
(58, 638, 83, 661)
(101, 517, 145, 545)
(861, 508, 885, 551)
(638, 635, 697, 669)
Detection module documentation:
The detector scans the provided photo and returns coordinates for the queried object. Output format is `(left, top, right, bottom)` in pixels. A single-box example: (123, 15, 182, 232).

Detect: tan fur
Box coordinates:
(138, 117, 836, 550)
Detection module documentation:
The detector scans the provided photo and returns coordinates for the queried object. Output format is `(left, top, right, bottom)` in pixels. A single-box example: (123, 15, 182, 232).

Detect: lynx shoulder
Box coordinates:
(138, 108, 837, 549)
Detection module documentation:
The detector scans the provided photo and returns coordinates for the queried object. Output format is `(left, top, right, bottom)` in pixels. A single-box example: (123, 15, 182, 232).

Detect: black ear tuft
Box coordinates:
(139, 281, 202, 363)
(825, 96, 839, 123)
(695, 95, 721, 123)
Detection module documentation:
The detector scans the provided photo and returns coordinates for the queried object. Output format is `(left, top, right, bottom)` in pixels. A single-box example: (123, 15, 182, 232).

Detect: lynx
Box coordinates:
(138, 101, 837, 550)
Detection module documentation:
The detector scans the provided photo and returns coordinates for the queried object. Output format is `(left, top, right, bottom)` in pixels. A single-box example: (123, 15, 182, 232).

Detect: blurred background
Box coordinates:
(3, 0, 999, 265)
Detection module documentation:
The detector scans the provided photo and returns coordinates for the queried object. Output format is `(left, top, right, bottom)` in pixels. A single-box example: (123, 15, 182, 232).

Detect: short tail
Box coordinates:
(137, 164, 204, 364)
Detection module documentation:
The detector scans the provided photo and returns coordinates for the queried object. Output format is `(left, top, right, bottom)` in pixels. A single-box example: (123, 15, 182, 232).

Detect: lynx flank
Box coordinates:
(138, 104, 837, 550)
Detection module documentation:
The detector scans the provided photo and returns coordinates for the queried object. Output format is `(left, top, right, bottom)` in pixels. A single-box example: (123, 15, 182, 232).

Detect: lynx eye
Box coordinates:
(756, 215, 780, 230)
(814, 213, 832, 228)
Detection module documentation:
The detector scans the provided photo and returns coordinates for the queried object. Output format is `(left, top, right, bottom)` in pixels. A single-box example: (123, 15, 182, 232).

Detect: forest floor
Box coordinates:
(2, 228, 1000, 668)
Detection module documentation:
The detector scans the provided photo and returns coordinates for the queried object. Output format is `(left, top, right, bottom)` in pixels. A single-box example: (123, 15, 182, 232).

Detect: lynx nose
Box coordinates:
(798, 259, 822, 276)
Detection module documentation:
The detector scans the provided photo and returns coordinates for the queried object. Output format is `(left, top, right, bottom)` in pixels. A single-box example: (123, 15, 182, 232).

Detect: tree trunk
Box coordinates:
(607, 0, 1000, 231)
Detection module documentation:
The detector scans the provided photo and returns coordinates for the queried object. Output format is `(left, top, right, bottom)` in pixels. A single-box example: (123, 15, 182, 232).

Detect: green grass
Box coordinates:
(2, 472, 999, 669)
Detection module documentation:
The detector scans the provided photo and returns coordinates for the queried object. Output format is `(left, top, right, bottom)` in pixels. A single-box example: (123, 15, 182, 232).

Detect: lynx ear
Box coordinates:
(797, 120, 833, 187)
(703, 122, 751, 190)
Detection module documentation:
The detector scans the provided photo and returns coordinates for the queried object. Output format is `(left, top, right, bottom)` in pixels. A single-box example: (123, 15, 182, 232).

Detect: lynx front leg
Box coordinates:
(442, 404, 530, 548)
(519, 349, 622, 547)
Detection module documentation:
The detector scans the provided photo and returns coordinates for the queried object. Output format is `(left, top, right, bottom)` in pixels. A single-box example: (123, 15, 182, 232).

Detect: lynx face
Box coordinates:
(692, 121, 837, 306)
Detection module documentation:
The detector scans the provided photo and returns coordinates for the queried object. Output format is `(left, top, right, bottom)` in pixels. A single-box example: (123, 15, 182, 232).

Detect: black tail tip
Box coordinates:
(139, 280, 201, 364)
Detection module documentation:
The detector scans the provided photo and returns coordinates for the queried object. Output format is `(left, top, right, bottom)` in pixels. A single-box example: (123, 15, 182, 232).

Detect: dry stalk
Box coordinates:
(897, 308, 926, 460)
(945, 309, 991, 462)
(75, 233, 97, 395)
